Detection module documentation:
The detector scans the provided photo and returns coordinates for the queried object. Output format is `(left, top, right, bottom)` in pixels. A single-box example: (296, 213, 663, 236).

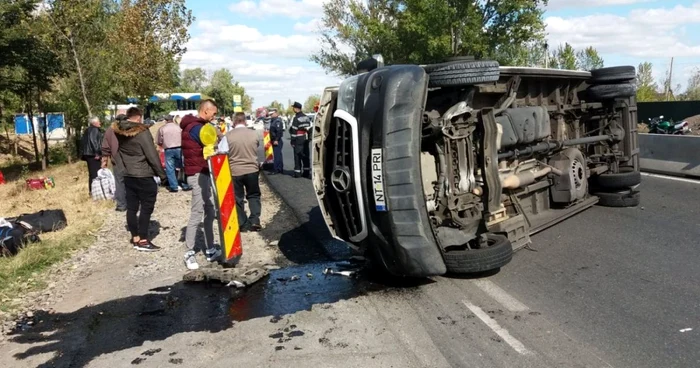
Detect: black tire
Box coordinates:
(590, 66, 636, 84)
(588, 83, 636, 100)
(594, 189, 640, 207)
(443, 233, 513, 274)
(424, 60, 500, 88)
(591, 167, 641, 190)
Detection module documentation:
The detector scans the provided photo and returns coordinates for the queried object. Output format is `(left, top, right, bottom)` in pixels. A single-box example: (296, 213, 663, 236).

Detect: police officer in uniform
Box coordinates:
(289, 101, 311, 178)
(268, 109, 284, 174)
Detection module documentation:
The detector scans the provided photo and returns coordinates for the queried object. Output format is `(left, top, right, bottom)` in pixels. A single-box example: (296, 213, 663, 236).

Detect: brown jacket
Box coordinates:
(225, 126, 260, 177)
(113, 121, 166, 180)
(101, 126, 120, 166)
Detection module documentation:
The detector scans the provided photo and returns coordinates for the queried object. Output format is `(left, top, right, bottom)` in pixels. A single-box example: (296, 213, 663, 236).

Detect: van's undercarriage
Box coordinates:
(312, 61, 640, 277)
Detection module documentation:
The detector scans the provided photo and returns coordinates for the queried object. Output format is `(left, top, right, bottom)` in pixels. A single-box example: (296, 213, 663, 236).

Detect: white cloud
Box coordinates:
(181, 19, 341, 107)
(294, 18, 322, 33)
(228, 0, 325, 19)
(546, 0, 657, 11)
(545, 3, 700, 58)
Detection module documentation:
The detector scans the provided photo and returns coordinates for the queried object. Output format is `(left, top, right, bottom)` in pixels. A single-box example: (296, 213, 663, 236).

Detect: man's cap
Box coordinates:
(293, 101, 302, 109)
(165, 114, 174, 121)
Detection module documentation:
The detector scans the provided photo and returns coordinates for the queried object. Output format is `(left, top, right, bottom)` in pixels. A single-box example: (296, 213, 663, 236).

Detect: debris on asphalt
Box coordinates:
(290, 275, 300, 281)
(680, 328, 693, 333)
(322, 268, 357, 278)
(226, 280, 245, 288)
(183, 263, 270, 287)
(306, 273, 314, 279)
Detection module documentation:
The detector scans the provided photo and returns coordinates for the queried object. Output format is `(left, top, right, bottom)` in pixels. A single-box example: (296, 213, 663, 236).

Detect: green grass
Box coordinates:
(0, 162, 109, 314)
(0, 231, 100, 312)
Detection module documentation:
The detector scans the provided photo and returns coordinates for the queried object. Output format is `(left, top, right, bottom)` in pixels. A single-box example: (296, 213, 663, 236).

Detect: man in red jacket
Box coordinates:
(181, 99, 221, 270)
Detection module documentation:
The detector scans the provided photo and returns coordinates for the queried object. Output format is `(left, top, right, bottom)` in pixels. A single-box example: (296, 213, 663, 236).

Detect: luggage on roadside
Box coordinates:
(91, 168, 116, 200)
(26, 177, 55, 190)
(8, 209, 68, 233)
(0, 222, 40, 257)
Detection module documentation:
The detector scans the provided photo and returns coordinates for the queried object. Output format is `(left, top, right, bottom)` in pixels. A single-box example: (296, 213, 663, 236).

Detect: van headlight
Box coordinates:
(337, 75, 359, 116)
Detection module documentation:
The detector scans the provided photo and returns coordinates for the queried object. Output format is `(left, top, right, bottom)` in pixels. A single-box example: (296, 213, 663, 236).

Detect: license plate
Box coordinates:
(371, 148, 387, 211)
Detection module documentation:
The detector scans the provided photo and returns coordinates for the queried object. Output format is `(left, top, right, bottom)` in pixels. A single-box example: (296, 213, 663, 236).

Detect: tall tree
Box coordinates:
(576, 46, 604, 71)
(111, 0, 194, 101)
(1, 0, 63, 164)
(303, 95, 321, 113)
(269, 100, 284, 112)
(180, 68, 207, 92)
(636, 62, 659, 102)
(205, 69, 236, 115)
(495, 41, 547, 68)
(550, 43, 577, 70)
(203, 69, 253, 114)
(42, 0, 117, 117)
(313, 0, 548, 76)
(680, 68, 700, 101)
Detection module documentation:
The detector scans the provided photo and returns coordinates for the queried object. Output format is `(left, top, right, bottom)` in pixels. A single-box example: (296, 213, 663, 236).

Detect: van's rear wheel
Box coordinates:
(442, 233, 513, 274)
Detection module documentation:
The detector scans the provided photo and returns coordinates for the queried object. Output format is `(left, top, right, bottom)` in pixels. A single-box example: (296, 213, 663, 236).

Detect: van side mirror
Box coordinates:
(356, 54, 384, 74)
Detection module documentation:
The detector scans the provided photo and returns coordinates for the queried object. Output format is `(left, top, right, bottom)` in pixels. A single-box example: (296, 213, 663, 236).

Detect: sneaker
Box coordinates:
(168, 188, 179, 193)
(205, 248, 222, 262)
(134, 240, 160, 252)
(184, 251, 199, 270)
(250, 224, 262, 232)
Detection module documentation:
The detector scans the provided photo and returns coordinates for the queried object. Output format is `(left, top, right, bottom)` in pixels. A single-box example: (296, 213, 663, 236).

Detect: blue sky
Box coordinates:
(181, 0, 700, 108)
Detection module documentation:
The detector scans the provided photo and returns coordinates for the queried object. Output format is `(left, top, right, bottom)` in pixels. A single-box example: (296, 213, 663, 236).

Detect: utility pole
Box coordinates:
(544, 42, 549, 68)
(665, 57, 674, 101)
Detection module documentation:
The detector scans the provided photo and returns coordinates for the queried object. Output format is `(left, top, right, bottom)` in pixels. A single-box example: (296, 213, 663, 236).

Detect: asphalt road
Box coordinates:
(261, 135, 700, 368)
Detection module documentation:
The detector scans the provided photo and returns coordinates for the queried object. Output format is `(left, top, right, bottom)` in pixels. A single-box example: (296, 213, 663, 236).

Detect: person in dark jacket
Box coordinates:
(268, 109, 284, 174)
(180, 99, 221, 270)
(101, 114, 127, 212)
(289, 101, 311, 178)
(80, 117, 103, 195)
(113, 107, 167, 252)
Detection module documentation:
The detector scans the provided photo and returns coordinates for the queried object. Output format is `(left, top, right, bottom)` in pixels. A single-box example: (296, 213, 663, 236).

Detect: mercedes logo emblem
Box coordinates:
(331, 167, 352, 193)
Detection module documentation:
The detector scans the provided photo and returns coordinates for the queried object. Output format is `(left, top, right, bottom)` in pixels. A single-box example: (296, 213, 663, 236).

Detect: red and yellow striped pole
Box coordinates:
(263, 130, 274, 164)
(208, 154, 242, 264)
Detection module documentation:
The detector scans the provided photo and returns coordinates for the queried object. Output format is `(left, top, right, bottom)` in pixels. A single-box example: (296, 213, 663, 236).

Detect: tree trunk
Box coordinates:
(66, 123, 72, 164)
(69, 36, 92, 117)
(38, 93, 48, 170)
(27, 93, 40, 165)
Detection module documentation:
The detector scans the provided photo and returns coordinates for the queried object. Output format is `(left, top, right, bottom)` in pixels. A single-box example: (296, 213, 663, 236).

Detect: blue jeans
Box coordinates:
(273, 139, 284, 173)
(164, 148, 189, 190)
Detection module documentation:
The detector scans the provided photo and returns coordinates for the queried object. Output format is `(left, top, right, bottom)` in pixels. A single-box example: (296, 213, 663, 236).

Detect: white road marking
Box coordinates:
(641, 172, 700, 185)
(472, 280, 529, 312)
(680, 328, 693, 333)
(463, 301, 534, 356)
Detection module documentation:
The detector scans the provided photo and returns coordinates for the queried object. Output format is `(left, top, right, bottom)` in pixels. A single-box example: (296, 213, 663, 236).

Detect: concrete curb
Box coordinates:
(639, 133, 700, 178)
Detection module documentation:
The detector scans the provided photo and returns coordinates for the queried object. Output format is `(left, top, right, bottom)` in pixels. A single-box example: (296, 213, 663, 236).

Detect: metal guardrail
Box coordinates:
(639, 133, 700, 178)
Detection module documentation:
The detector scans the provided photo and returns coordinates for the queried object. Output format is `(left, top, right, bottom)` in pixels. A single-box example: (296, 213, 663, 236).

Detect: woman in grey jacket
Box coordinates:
(113, 107, 167, 252)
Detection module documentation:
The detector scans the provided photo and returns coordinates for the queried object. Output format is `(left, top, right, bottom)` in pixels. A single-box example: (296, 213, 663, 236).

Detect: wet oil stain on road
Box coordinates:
(226, 261, 432, 322)
(227, 262, 386, 322)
